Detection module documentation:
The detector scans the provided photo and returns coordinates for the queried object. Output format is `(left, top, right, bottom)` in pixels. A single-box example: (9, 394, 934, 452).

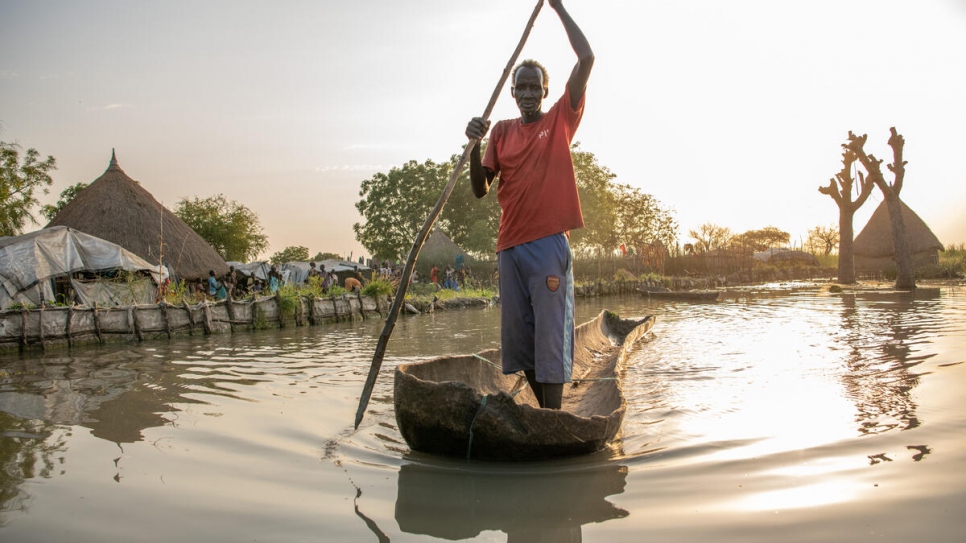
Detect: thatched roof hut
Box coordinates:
(419, 228, 470, 275)
(853, 199, 943, 271)
(47, 151, 228, 281)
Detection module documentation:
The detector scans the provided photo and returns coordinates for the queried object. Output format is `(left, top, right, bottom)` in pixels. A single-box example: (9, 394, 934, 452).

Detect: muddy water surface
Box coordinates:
(1, 283, 964, 542)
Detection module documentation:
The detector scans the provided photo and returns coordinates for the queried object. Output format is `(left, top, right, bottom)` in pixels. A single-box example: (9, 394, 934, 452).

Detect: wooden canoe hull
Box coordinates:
(394, 311, 655, 460)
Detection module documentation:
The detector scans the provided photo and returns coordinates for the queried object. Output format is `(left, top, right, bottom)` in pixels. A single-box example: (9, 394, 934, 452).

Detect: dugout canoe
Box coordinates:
(393, 310, 655, 460)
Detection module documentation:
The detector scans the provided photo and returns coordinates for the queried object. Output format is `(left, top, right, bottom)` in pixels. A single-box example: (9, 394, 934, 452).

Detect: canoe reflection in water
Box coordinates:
(395, 460, 629, 541)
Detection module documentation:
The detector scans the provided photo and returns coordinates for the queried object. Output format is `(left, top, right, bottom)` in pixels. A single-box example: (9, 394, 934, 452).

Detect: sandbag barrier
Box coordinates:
(0, 293, 388, 354)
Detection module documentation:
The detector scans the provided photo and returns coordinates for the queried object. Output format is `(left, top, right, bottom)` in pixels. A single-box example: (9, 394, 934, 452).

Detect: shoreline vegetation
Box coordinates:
(3, 249, 964, 354)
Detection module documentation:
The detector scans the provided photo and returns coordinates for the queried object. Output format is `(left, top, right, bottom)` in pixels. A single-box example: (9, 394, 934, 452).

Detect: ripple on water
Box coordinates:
(3, 285, 966, 542)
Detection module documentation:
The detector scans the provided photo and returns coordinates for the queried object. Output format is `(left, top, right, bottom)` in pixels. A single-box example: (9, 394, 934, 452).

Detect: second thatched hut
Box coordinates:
(853, 199, 943, 272)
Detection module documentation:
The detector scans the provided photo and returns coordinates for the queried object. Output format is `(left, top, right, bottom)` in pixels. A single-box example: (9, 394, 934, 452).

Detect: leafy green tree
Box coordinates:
(174, 194, 268, 262)
(438, 148, 501, 258)
(729, 226, 790, 255)
(311, 251, 342, 261)
(354, 159, 448, 261)
(570, 143, 618, 256)
(41, 182, 88, 221)
(354, 156, 501, 261)
(271, 245, 309, 265)
(612, 183, 678, 253)
(0, 141, 56, 236)
(354, 142, 679, 262)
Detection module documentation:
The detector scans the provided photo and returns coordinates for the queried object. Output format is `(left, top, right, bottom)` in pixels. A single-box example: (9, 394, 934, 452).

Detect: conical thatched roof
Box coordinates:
(422, 227, 468, 263)
(46, 151, 228, 281)
(854, 199, 943, 257)
(424, 227, 467, 254)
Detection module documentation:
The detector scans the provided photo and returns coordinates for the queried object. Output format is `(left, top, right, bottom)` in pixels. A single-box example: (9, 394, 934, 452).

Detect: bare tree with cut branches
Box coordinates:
(819, 147, 874, 283)
(844, 128, 915, 289)
(688, 223, 732, 254)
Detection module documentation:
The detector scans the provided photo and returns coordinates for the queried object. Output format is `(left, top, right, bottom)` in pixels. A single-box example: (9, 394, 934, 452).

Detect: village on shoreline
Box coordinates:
(3, 263, 963, 356)
(2, 153, 963, 355)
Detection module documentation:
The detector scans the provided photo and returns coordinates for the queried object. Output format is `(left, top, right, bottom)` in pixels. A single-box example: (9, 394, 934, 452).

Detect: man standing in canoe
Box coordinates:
(465, 0, 593, 410)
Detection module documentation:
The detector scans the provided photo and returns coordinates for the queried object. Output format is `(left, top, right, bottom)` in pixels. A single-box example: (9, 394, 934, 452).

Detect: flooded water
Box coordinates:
(1, 282, 965, 542)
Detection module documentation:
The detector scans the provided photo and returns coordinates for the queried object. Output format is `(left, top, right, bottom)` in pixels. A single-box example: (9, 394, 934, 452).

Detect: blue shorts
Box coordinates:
(498, 233, 575, 384)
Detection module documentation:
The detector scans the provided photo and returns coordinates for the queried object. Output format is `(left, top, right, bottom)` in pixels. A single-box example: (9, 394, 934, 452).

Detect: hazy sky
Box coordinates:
(2, 0, 965, 260)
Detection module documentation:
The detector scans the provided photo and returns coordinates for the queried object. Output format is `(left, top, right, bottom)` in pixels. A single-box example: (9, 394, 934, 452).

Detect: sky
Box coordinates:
(2, 0, 965, 261)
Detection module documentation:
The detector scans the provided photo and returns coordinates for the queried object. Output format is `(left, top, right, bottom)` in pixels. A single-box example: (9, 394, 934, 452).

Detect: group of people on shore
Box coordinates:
(200, 261, 364, 301)
(429, 263, 466, 291)
(206, 265, 269, 299)
(307, 262, 340, 293)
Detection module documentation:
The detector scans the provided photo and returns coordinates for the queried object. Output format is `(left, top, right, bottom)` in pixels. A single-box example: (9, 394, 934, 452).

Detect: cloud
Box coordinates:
(0, 70, 18, 79)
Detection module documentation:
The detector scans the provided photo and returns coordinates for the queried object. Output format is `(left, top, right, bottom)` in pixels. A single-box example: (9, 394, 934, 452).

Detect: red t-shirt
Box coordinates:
(482, 87, 585, 252)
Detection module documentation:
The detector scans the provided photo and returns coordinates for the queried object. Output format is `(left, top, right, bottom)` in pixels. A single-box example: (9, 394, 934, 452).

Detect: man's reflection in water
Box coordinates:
(395, 460, 628, 542)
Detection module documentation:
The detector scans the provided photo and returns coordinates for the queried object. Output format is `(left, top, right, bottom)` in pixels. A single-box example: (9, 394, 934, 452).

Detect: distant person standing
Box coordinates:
(208, 270, 227, 300)
(268, 265, 282, 294)
(224, 266, 237, 296)
(465, 0, 593, 409)
(307, 262, 320, 283)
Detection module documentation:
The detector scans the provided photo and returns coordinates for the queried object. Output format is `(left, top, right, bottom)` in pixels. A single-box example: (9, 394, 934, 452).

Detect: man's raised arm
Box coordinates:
(550, 0, 594, 109)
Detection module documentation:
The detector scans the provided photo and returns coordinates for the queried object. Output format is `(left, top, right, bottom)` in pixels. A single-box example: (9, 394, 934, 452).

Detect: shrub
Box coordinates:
(362, 278, 394, 297)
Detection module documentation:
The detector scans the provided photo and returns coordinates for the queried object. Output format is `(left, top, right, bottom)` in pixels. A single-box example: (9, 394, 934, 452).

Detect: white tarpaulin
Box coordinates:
(227, 261, 272, 281)
(0, 226, 163, 309)
(281, 259, 370, 285)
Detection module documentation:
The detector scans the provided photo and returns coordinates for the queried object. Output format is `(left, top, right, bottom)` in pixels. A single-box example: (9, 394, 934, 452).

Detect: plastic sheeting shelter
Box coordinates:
(281, 260, 370, 285)
(0, 226, 163, 310)
(227, 261, 272, 282)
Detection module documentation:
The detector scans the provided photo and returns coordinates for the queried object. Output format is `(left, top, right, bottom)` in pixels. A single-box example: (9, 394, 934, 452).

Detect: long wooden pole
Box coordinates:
(354, 0, 545, 429)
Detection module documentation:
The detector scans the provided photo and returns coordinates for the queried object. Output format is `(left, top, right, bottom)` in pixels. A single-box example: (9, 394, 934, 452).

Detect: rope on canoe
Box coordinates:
(473, 353, 615, 384)
(466, 394, 488, 460)
(473, 353, 501, 370)
(473, 354, 526, 397)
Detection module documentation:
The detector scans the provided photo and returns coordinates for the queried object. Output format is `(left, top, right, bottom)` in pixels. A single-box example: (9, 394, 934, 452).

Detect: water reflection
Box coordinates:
(836, 290, 942, 438)
(1, 350, 204, 445)
(0, 286, 964, 540)
(0, 415, 66, 525)
(395, 459, 628, 541)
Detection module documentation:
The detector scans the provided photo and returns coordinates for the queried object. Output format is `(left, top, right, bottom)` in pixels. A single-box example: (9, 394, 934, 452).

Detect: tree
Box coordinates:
(353, 143, 671, 262)
(354, 159, 449, 261)
(354, 152, 502, 261)
(819, 147, 874, 284)
(806, 225, 839, 255)
(729, 226, 790, 255)
(311, 251, 342, 261)
(174, 194, 268, 262)
(612, 183, 678, 253)
(569, 143, 618, 256)
(271, 245, 309, 265)
(688, 223, 732, 254)
(845, 128, 915, 289)
(0, 141, 56, 236)
(438, 148, 501, 257)
(41, 182, 88, 221)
